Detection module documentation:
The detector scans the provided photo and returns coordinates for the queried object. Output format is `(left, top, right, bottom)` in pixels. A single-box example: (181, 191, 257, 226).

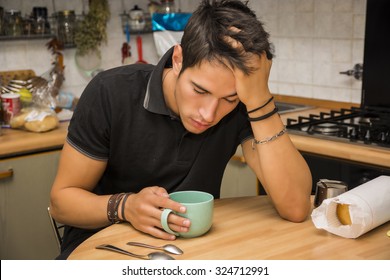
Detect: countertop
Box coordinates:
(1, 97, 390, 168)
(0, 122, 69, 159)
(68, 195, 390, 260)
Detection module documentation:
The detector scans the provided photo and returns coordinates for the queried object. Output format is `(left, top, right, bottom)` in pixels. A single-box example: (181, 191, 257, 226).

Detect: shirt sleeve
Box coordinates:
(67, 73, 111, 161)
(237, 102, 253, 144)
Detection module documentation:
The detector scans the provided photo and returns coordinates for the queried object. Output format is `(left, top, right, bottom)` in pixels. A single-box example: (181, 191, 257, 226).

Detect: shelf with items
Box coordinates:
(0, 10, 80, 49)
(0, 33, 54, 41)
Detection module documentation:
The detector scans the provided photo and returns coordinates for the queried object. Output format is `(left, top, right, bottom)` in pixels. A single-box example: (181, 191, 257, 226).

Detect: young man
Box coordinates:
(50, 0, 312, 259)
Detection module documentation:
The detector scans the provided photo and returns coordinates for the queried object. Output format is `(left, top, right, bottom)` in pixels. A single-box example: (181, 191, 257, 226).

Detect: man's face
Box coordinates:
(173, 60, 240, 134)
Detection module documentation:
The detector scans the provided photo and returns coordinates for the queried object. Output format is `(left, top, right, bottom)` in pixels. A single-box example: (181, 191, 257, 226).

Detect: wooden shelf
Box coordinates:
(0, 34, 54, 41)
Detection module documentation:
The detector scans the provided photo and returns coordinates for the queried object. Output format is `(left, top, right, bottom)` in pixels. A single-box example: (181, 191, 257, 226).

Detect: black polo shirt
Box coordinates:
(67, 48, 253, 199)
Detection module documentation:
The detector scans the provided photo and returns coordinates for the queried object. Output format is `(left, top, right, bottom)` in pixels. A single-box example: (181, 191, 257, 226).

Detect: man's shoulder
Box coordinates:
(97, 64, 155, 82)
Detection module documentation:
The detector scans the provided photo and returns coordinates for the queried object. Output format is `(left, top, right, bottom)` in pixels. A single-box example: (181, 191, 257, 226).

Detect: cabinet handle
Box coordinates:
(0, 169, 13, 179)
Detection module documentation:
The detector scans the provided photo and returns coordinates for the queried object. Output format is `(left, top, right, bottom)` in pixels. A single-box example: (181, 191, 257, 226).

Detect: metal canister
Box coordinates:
(57, 10, 76, 45)
(314, 179, 348, 207)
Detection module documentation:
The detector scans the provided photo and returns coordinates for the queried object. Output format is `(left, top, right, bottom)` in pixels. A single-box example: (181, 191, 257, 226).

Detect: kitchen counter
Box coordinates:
(0, 122, 69, 159)
(1, 98, 389, 168)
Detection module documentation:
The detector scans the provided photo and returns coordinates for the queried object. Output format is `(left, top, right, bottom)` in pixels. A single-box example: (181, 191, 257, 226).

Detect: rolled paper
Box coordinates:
(311, 175, 390, 238)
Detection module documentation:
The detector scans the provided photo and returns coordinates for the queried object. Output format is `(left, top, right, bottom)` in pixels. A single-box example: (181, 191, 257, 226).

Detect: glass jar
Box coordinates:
(32, 7, 48, 34)
(4, 10, 23, 36)
(57, 10, 76, 45)
(160, 0, 176, 14)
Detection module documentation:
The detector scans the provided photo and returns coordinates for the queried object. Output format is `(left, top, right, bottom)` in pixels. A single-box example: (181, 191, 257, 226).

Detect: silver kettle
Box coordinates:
(314, 179, 348, 207)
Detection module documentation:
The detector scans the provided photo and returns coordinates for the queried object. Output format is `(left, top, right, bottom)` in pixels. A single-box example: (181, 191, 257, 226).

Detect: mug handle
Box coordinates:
(161, 209, 180, 236)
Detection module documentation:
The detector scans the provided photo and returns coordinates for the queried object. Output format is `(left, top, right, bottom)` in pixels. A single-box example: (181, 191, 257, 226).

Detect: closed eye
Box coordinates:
(192, 81, 238, 104)
(224, 98, 238, 104)
(194, 88, 208, 95)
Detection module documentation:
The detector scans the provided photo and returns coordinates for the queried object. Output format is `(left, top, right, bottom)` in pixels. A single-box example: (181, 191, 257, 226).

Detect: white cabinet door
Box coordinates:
(0, 151, 60, 259)
(220, 146, 257, 198)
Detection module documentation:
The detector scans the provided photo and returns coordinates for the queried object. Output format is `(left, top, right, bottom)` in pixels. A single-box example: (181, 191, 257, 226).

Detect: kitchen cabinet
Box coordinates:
(220, 146, 257, 198)
(0, 150, 60, 259)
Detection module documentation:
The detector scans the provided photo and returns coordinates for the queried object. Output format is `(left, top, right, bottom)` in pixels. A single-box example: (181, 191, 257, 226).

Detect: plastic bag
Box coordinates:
(10, 106, 59, 132)
(152, 12, 191, 58)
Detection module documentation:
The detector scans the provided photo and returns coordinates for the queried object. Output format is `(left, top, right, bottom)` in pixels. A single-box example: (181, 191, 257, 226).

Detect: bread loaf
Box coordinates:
(24, 115, 59, 132)
(9, 108, 59, 132)
(336, 203, 352, 225)
(10, 112, 29, 128)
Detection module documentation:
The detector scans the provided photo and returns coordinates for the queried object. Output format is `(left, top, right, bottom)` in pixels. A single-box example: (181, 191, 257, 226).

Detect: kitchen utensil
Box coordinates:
(135, 35, 147, 64)
(95, 244, 175, 260)
(122, 23, 133, 64)
(127, 241, 183, 255)
(314, 179, 348, 207)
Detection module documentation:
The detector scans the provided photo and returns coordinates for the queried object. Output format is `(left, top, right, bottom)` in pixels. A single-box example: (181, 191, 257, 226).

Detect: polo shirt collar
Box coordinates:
(143, 47, 174, 116)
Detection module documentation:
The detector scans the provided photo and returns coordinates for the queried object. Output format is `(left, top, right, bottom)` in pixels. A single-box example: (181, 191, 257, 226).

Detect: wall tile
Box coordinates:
(353, 0, 367, 14)
(278, 13, 295, 37)
(314, 0, 333, 13)
(353, 14, 366, 38)
(295, 13, 314, 37)
(294, 38, 313, 62)
(296, 0, 314, 12)
(278, 0, 296, 13)
(334, 0, 353, 13)
(332, 13, 353, 38)
(314, 13, 332, 37)
(332, 39, 352, 63)
(312, 39, 332, 62)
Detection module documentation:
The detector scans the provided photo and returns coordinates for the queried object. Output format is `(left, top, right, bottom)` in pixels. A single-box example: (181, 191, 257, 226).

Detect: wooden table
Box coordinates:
(68, 196, 390, 260)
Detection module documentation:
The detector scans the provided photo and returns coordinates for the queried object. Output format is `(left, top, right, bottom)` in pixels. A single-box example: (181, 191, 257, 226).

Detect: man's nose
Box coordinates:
(199, 97, 219, 123)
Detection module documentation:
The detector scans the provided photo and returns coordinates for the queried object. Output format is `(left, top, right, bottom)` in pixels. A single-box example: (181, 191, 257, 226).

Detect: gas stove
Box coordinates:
(286, 107, 390, 149)
(286, 0, 390, 150)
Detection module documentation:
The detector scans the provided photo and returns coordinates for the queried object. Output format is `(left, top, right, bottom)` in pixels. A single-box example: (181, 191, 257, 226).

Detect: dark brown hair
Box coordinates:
(180, 0, 273, 75)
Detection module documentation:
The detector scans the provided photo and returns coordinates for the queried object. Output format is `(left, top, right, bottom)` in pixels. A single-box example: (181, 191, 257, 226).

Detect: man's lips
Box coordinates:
(191, 118, 211, 129)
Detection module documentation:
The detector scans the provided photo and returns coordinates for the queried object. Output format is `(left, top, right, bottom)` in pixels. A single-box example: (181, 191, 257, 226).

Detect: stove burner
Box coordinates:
(309, 123, 348, 136)
(286, 107, 390, 148)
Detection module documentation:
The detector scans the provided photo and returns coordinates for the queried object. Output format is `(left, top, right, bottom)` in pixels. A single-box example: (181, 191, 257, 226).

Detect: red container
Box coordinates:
(1, 93, 21, 124)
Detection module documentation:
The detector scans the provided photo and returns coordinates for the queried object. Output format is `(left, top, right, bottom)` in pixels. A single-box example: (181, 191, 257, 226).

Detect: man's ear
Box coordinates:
(172, 45, 183, 74)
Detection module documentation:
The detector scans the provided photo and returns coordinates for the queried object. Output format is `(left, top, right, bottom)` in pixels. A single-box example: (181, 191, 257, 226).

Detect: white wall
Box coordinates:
(0, 0, 366, 104)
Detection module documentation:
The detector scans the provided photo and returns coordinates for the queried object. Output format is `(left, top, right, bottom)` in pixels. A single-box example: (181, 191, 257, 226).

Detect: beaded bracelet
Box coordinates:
(247, 96, 274, 114)
(252, 126, 287, 148)
(248, 107, 279, 122)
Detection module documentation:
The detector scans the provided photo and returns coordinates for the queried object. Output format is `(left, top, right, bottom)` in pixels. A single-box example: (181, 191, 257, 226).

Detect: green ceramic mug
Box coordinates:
(161, 190, 214, 238)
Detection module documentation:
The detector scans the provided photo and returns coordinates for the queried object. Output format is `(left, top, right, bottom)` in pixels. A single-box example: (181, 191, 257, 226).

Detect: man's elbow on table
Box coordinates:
(278, 200, 312, 223)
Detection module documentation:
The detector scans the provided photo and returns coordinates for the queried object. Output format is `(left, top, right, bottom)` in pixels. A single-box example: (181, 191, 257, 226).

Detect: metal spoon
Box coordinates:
(127, 241, 184, 255)
(96, 244, 175, 260)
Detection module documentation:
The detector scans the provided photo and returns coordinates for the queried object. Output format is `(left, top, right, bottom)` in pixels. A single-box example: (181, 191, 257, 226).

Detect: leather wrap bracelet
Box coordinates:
(107, 193, 125, 224)
(247, 96, 274, 114)
(120, 192, 133, 222)
(247, 107, 279, 122)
